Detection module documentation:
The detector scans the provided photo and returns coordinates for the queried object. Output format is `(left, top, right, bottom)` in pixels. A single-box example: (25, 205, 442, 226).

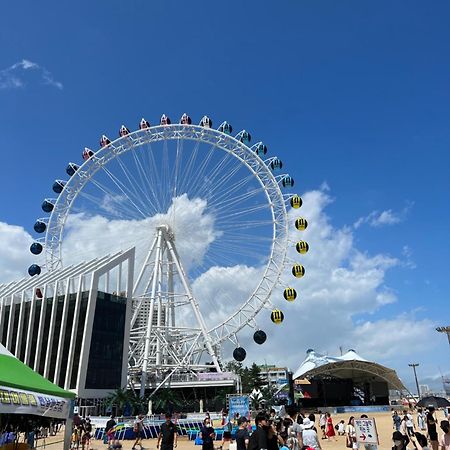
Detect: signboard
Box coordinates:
(277, 378, 288, 384)
(0, 385, 71, 419)
(354, 418, 379, 445)
(228, 395, 250, 420)
(197, 372, 235, 381)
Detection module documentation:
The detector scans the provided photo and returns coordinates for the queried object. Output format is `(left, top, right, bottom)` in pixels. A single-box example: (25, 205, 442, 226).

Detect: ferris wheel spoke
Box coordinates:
(113, 154, 154, 215)
(207, 171, 259, 209)
(176, 138, 202, 195)
(209, 186, 267, 214)
(130, 146, 161, 214)
(197, 156, 245, 204)
(181, 142, 220, 197)
(76, 189, 138, 220)
(83, 175, 146, 220)
(142, 141, 165, 212)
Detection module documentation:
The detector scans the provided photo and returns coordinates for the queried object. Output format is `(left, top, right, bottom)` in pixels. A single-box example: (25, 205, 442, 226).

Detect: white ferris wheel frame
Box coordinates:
(41, 124, 290, 347)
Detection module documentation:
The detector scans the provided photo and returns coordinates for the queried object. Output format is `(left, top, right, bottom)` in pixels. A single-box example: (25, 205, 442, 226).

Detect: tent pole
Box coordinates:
(64, 418, 73, 450)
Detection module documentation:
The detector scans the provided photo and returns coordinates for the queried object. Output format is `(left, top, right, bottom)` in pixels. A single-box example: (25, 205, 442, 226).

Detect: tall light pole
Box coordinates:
(436, 326, 450, 346)
(409, 363, 421, 399)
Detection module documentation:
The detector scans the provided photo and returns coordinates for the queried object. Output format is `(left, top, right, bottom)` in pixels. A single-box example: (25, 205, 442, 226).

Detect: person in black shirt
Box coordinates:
(157, 413, 178, 450)
(105, 415, 117, 445)
(248, 413, 269, 450)
(426, 407, 438, 450)
(236, 417, 250, 450)
(200, 417, 215, 450)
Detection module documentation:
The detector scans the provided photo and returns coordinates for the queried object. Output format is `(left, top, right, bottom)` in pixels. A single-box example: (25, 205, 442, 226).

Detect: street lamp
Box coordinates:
(436, 326, 450, 346)
(409, 363, 421, 399)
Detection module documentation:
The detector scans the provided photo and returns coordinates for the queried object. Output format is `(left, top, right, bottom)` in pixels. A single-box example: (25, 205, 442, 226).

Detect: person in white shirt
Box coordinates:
(301, 419, 322, 450)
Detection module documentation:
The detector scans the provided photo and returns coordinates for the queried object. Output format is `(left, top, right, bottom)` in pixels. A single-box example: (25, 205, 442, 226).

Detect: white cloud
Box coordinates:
(0, 59, 63, 90)
(354, 202, 413, 229)
(0, 222, 34, 283)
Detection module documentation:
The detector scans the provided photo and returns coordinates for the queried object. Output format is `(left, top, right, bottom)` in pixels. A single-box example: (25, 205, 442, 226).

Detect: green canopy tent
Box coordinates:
(0, 344, 76, 450)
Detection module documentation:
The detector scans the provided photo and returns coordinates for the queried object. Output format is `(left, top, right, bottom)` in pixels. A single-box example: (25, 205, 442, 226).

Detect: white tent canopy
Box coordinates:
(293, 349, 406, 391)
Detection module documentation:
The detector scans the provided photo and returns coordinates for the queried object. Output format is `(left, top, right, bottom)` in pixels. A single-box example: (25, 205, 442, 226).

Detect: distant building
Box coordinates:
(259, 365, 289, 387)
(0, 249, 134, 398)
(419, 384, 430, 396)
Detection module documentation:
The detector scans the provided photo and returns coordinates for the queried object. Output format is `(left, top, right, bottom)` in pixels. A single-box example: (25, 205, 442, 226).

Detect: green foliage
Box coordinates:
(225, 361, 265, 394)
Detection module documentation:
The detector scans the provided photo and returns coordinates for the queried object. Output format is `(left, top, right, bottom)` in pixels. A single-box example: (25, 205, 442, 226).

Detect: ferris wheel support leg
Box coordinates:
(165, 233, 222, 373)
(140, 230, 164, 397)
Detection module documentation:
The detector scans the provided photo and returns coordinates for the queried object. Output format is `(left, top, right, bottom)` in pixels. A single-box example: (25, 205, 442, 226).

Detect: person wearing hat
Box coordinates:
(301, 418, 322, 450)
(236, 417, 250, 450)
(248, 413, 269, 450)
(392, 430, 409, 450)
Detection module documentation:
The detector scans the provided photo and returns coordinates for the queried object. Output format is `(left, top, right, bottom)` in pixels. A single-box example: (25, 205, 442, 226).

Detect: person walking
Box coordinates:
(405, 411, 415, 437)
(418, 409, 427, 431)
(200, 417, 216, 450)
(132, 414, 145, 450)
(105, 415, 117, 447)
(346, 417, 358, 450)
(427, 407, 439, 450)
(236, 417, 250, 450)
(393, 411, 401, 432)
(318, 412, 326, 440)
(248, 413, 268, 450)
(301, 418, 322, 450)
(157, 413, 178, 450)
(325, 413, 336, 441)
(439, 420, 450, 450)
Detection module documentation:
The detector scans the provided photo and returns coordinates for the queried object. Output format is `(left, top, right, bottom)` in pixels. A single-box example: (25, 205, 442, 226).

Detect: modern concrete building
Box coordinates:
(0, 248, 134, 398)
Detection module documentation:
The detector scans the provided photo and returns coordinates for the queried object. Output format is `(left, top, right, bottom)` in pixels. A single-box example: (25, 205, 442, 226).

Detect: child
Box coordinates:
(337, 420, 345, 436)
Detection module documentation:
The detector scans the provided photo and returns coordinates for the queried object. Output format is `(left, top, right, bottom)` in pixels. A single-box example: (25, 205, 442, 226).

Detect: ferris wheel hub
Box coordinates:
(156, 224, 175, 240)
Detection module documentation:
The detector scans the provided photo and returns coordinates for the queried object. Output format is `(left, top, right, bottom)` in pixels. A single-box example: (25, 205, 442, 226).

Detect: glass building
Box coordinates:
(0, 248, 134, 398)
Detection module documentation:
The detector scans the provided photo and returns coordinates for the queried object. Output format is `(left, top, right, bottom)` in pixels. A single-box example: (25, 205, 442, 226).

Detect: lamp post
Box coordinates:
(409, 363, 421, 399)
(436, 326, 450, 346)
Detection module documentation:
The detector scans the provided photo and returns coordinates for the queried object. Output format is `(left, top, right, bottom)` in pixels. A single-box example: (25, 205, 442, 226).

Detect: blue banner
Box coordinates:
(228, 395, 250, 421)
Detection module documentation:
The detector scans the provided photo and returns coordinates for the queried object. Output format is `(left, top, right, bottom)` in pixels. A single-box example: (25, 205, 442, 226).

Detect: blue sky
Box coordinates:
(1, 1, 449, 392)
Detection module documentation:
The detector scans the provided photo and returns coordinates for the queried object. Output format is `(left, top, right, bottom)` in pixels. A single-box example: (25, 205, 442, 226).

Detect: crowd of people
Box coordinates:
(391, 407, 450, 450)
(67, 405, 450, 450)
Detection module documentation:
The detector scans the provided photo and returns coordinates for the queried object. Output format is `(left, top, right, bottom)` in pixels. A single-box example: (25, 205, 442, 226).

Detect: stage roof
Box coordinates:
(293, 349, 406, 391)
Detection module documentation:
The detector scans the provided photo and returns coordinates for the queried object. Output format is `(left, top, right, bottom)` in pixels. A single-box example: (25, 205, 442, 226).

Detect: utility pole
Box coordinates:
(436, 326, 450, 346)
(408, 363, 421, 399)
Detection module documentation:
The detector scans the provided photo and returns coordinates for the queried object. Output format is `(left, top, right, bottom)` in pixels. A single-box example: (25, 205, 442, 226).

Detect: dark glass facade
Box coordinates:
(85, 291, 127, 389)
(2, 290, 127, 393)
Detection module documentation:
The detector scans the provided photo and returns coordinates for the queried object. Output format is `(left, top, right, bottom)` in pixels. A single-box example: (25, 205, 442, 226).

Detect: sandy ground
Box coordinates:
(36, 410, 449, 450)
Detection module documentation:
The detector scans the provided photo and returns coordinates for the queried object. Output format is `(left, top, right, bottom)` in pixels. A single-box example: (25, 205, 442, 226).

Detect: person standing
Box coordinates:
(236, 417, 250, 450)
(405, 411, 415, 437)
(201, 417, 216, 450)
(393, 411, 401, 432)
(248, 413, 268, 450)
(285, 406, 303, 450)
(301, 418, 322, 450)
(346, 417, 358, 450)
(319, 412, 326, 440)
(132, 414, 145, 450)
(418, 409, 427, 431)
(105, 415, 117, 446)
(392, 431, 409, 450)
(427, 407, 439, 450)
(157, 413, 178, 450)
(439, 420, 450, 450)
(325, 412, 336, 441)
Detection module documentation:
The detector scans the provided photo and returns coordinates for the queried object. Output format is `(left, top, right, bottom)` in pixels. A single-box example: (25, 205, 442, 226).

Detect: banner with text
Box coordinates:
(354, 418, 379, 445)
(0, 385, 71, 419)
(228, 395, 250, 421)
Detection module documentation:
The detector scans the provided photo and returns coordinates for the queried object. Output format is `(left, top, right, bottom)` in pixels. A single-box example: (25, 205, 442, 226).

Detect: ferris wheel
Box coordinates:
(28, 113, 309, 392)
